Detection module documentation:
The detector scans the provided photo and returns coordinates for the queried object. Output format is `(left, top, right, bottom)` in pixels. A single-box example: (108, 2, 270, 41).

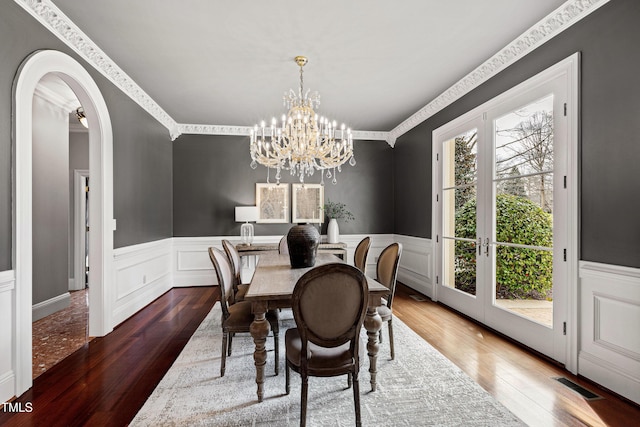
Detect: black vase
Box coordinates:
(287, 224, 320, 268)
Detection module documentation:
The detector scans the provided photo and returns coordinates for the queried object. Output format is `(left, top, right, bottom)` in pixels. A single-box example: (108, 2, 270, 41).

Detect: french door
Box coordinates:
(433, 55, 578, 364)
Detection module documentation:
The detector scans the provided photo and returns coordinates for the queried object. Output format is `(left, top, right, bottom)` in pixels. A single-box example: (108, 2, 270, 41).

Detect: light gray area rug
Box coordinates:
(132, 304, 524, 426)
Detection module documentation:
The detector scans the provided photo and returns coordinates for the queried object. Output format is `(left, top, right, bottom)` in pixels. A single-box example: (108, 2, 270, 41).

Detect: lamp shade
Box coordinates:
(235, 206, 259, 222)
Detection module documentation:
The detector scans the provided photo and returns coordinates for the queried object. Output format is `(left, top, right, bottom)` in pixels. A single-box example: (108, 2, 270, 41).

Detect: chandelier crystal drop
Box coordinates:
(250, 56, 355, 184)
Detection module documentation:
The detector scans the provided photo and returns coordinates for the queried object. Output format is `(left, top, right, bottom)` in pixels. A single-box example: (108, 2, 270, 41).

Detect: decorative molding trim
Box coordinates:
(579, 260, 640, 404)
(34, 83, 77, 113)
(14, 0, 608, 147)
(387, 0, 610, 145)
(177, 123, 389, 142)
(14, 0, 181, 140)
(0, 270, 15, 293)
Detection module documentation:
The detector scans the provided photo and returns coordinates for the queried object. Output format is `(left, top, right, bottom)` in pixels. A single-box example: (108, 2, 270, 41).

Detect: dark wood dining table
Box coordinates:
(243, 252, 389, 402)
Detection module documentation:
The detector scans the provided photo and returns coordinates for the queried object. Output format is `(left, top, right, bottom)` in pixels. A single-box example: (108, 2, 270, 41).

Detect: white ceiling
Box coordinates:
(49, 0, 568, 135)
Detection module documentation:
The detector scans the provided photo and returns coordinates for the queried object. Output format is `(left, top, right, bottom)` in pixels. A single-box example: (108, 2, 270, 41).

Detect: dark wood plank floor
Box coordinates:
(0, 286, 219, 427)
(2, 283, 639, 426)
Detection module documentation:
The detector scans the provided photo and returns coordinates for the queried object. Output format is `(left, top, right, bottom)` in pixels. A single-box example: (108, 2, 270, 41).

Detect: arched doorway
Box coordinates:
(13, 50, 114, 396)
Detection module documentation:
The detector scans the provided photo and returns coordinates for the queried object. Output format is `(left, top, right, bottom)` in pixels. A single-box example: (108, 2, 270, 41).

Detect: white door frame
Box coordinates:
(432, 53, 579, 372)
(13, 50, 114, 396)
(72, 170, 90, 291)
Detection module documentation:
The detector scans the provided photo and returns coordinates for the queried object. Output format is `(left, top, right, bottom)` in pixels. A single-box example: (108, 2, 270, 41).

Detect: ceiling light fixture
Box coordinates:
(250, 56, 355, 185)
(75, 106, 88, 128)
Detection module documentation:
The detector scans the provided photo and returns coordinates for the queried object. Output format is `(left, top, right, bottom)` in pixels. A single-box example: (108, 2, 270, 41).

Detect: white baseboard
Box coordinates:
(32, 292, 70, 322)
(579, 261, 640, 405)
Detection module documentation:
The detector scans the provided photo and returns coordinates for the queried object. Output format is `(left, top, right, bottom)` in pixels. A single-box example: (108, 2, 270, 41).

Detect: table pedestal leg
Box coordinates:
(250, 303, 270, 402)
(363, 305, 383, 392)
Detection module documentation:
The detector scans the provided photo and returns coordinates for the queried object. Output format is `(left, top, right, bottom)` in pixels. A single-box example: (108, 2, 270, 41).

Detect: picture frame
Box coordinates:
(292, 183, 324, 223)
(255, 183, 289, 223)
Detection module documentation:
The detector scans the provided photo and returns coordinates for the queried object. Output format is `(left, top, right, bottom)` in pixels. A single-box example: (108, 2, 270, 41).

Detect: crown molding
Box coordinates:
(387, 0, 610, 145)
(33, 83, 77, 113)
(14, 0, 181, 140)
(178, 124, 389, 142)
(15, 0, 609, 147)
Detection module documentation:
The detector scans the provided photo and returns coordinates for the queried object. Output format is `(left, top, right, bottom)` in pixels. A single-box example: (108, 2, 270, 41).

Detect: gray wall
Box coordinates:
(0, 1, 173, 271)
(393, 0, 640, 269)
(32, 96, 69, 304)
(173, 134, 393, 237)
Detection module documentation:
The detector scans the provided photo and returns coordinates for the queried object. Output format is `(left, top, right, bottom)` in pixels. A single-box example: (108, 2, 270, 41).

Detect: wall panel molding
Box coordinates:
(112, 238, 173, 326)
(579, 261, 640, 404)
(0, 270, 15, 402)
(393, 235, 433, 298)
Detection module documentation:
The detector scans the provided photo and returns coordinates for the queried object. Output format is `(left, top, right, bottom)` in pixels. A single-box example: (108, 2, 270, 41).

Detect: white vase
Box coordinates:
(327, 218, 339, 243)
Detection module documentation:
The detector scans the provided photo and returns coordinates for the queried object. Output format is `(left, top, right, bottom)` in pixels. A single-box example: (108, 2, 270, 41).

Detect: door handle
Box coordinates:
(484, 238, 490, 257)
(477, 237, 482, 256)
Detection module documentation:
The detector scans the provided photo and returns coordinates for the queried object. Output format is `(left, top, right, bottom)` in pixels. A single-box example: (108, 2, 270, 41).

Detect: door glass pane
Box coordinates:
(443, 238, 477, 296)
(441, 128, 478, 298)
(492, 95, 554, 326)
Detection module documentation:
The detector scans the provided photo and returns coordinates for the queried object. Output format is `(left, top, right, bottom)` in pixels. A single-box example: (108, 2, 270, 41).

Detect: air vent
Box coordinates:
(409, 294, 427, 302)
(553, 377, 602, 400)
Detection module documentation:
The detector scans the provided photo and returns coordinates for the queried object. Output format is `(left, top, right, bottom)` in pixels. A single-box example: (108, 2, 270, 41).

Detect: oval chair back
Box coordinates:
(354, 237, 371, 272)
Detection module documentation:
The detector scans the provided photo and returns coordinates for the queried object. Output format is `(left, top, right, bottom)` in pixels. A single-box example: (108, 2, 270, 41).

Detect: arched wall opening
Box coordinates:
(12, 50, 114, 396)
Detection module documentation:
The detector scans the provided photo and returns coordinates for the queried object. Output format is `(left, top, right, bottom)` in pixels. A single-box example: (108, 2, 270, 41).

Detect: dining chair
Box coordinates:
(221, 239, 249, 303)
(208, 247, 279, 376)
(285, 263, 368, 427)
(376, 242, 403, 360)
(278, 236, 289, 255)
(354, 236, 371, 273)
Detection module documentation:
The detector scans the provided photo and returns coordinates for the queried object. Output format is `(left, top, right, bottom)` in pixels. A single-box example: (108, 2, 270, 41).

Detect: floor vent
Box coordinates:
(553, 377, 602, 400)
(409, 294, 427, 302)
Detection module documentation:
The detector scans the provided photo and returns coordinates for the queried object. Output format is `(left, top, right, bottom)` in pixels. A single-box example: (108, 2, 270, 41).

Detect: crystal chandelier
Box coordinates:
(250, 56, 356, 184)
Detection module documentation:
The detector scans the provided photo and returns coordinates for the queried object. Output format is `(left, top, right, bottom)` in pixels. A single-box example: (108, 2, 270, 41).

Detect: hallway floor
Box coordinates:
(32, 289, 89, 379)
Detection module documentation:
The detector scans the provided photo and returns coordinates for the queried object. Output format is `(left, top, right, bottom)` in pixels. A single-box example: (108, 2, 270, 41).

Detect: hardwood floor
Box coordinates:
(2, 283, 638, 426)
(0, 286, 219, 427)
(392, 283, 640, 427)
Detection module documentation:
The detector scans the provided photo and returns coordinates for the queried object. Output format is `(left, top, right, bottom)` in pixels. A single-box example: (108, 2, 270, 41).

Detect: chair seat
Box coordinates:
(377, 305, 392, 321)
(235, 283, 249, 301)
(285, 328, 354, 375)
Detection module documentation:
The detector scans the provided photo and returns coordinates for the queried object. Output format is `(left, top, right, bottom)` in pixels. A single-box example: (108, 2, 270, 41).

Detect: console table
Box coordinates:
(236, 241, 347, 260)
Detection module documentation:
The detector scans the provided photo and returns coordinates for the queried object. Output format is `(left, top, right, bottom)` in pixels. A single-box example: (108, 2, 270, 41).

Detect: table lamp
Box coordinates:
(235, 206, 259, 245)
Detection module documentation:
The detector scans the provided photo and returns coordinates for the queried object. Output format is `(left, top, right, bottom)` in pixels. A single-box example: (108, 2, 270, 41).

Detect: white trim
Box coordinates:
(112, 238, 173, 327)
(393, 235, 434, 299)
(13, 49, 114, 397)
(13, 0, 180, 141)
(32, 292, 70, 322)
(177, 124, 389, 142)
(579, 261, 640, 404)
(388, 0, 608, 145)
(73, 169, 90, 292)
(12, 0, 607, 147)
(431, 53, 580, 367)
(0, 270, 15, 293)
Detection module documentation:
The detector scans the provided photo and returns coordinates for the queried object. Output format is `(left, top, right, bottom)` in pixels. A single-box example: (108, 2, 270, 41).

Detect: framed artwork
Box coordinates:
(255, 183, 289, 223)
(292, 183, 324, 223)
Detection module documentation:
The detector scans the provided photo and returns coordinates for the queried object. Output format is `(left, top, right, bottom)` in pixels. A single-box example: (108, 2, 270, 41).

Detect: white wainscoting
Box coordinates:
(112, 238, 173, 327)
(579, 261, 640, 405)
(172, 236, 226, 287)
(394, 234, 434, 299)
(172, 234, 396, 287)
(0, 270, 15, 402)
